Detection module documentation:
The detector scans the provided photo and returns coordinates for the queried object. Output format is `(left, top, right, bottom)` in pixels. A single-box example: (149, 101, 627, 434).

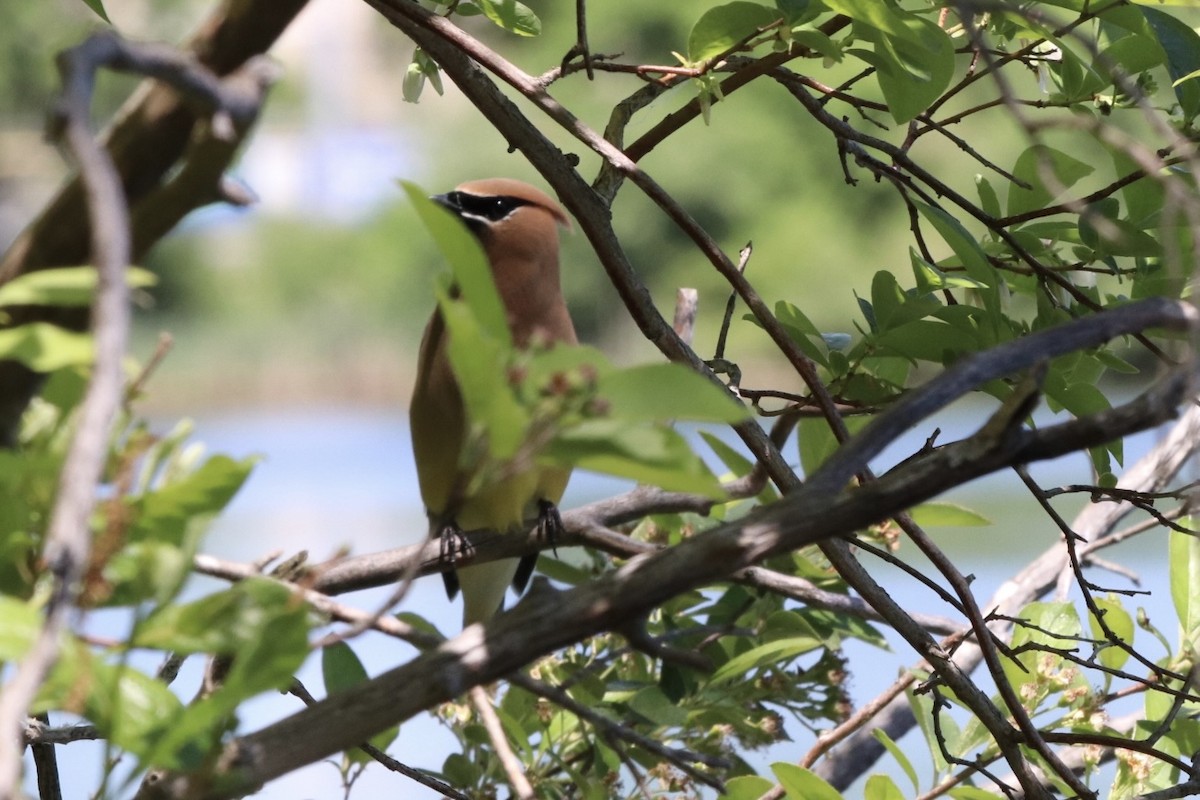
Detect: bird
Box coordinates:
(409, 178, 577, 626)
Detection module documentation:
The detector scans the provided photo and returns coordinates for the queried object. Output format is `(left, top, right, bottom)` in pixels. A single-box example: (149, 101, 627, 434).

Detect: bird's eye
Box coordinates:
(460, 193, 529, 222)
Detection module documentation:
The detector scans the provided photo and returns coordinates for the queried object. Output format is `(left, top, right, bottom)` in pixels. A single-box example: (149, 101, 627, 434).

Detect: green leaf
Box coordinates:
(802, 607, 887, 649)
(77, 0, 110, 22)
(1142, 6, 1200, 121)
(724, 775, 776, 800)
(865, 774, 906, 800)
(1049, 41, 1106, 101)
(400, 181, 509, 345)
(907, 684, 950, 773)
(133, 578, 286, 653)
(873, 729, 918, 791)
(908, 501, 990, 527)
(322, 642, 369, 695)
(0, 596, 39, 660)
(872, 19, 955, 123)
(402, 49, 444, 104)
(536, 555, 591, 586)
(39, 641, 184, 762)
(0, 323, 93, 371)
(1173, 67, 1200, 87)
(792, 27, 842, 61)
(1079, 199, 1161, 257)
(688, 2, 783, 63)
(628, 686, 689, 727)
(826, 0, 954, 122)
(869, 270, 906, 331)
(406, 180, 535, 461)
(142, 580, 311, 769)
(975, 175, 1001, 220)
(130, 455, 257, 547)
(775, 0, 809, 22)
(402, 61, 426, 104)
(823, 0, 916, 38)
(1043, 373, 1112, 419)
(914, 203, 993, 283)
(1017, 601, 1083, 643)
(436, 287, 529, 460)
(1089, 596, 1134, 672)
(0, 266, 156, 308)
(709, 635, 822, 685)
(773, 300, 830, 367)
(595, 364, 749, 424)
(772, 763, 843, 800)
(797, 417, 839, 477)
(443, 752, 482, 786)
(101, 541, 190, 606)
(95, 665, 184, 757)
(910, 251, 987, 296)
(948, 788, 1006, 800)
(797, 416, 870, 477)
(915, 202, 1000, 316)
(323, 643, 399, 761)
(1002, 601, 1083, 704)
(699, 431, 753, 476)
(1112, 150, 1162, 227)
(875, 319, 966, 363)
(475, 0, 542, 36)
(1006, 145, 1095, 218)
(1169, 522, 1200, 649)
(545, 420, 723, 496)
(1095, 349, 1140, 375)
(1097, 33, 1166, 82)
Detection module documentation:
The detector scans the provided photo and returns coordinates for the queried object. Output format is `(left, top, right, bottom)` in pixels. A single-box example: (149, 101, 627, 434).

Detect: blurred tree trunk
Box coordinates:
(0, 0, 308, 446)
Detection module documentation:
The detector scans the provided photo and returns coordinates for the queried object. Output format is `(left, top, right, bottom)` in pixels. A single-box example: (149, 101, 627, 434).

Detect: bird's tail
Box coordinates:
(458, 558, 521, 626)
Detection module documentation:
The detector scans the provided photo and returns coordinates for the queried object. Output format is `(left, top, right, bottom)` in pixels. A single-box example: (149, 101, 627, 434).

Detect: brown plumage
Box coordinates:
(409, 178, 576, 625)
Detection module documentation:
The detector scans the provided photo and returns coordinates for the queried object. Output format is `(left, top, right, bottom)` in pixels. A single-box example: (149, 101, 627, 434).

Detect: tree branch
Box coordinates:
(136, 294, 1196, 799)
(0, 32, 135, 798)
(815, 394, 1200, 789)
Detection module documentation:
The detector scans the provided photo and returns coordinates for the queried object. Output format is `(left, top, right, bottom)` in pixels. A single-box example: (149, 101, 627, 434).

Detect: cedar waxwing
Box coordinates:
(410, 178, 576, 625)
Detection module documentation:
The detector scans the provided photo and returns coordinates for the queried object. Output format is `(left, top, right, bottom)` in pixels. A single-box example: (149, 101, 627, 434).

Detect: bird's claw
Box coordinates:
(535, 498, 564, 558)
(436, 519, 468, 600)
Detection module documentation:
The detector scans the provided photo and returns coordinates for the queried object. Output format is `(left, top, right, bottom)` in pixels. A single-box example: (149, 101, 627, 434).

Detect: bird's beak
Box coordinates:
(431, 192, 460, 214)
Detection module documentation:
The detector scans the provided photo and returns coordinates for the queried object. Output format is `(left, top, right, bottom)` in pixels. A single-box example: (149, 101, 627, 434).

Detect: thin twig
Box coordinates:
(0, 33, 134, 797)
(287, 680, 468, 800)
(712, 242, 751, 362)
(507, 674, 729, 789)
(470, 686, 534, 800)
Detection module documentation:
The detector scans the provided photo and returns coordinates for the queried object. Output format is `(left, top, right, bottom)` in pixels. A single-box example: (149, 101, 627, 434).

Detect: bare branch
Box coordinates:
(137, 293, 1196, 798)
(815, 398, 1200, 789)
(470, 686, 534, 800)
(0, 33, 135, 796)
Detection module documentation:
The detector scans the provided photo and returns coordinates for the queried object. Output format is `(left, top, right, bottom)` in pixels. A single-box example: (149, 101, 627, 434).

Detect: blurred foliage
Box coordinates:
(0, 268, 312, 784)
(3, 0, 919, 405)
(0, 0, 208, 121)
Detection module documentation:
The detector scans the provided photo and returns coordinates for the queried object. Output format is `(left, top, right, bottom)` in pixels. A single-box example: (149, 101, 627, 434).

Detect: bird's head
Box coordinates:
(432, 178, 570, 264)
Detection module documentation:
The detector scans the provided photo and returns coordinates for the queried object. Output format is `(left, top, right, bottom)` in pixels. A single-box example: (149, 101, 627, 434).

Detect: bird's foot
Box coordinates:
(535, 498, 564, 558)
(436, 519, 468, 600)
(513, 499, 565, 594)
(508, 501, 559, 594)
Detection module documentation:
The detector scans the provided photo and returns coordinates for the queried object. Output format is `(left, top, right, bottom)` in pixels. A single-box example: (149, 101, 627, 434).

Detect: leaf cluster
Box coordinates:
(0, 269, 311, 786)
